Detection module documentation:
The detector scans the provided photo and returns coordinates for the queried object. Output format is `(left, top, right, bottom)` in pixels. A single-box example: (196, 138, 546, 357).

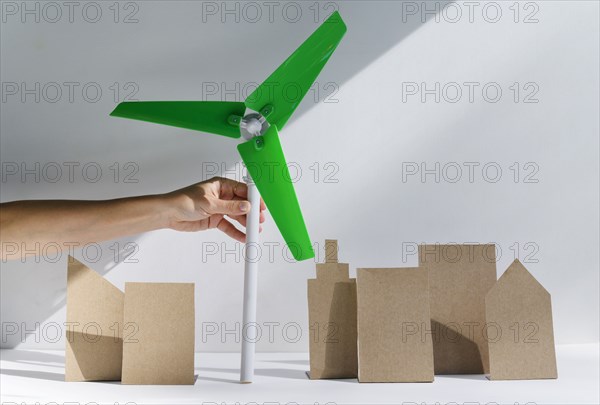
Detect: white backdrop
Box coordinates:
(1, 1, 598, 351)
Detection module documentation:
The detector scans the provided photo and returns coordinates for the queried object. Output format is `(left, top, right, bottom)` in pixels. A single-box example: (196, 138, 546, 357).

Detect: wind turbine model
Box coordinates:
(110, 11, 347, 383)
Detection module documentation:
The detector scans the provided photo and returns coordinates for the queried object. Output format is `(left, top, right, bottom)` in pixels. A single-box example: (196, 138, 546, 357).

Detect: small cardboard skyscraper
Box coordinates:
(418, 244, 497, 374)
(307, 240, 358, 379)
(121, 282, 195, 384)
(356, 267, 435, 382)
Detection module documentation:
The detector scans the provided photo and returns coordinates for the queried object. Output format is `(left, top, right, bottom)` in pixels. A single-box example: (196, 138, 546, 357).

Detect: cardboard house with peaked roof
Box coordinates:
(485, 259, 558, 380)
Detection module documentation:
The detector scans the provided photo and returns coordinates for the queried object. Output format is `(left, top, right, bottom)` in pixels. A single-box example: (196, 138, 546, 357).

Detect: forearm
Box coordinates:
(0, 195, 175, 260)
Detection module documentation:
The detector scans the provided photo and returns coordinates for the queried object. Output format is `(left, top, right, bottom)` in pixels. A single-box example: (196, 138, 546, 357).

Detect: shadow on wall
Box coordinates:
(0, 1, 453, 349)
(0, 240, 136, 349)
(274, 1, 456, 127)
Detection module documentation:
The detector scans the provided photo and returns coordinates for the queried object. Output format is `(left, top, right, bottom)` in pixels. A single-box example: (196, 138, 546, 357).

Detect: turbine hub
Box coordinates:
(240, 113, 269, 140)
(246, 118, 262, 135)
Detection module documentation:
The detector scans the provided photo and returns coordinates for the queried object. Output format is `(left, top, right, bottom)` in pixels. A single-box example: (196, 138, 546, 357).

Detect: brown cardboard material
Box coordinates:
(121, 282, 195, 385)
(486, 259, 558, 380)
(418, 244, 497, 374)
(356, 267, 434, 383)
(324, 238, 339, 263)
(65, 256, 124, 382)
(307, 240, 358, 379)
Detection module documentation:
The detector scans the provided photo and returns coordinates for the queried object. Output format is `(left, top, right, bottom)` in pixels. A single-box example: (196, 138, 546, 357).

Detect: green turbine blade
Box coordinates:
(244, 11, 346, 129)
(110, 101, 245, 138)
(237, 126, 314, 261)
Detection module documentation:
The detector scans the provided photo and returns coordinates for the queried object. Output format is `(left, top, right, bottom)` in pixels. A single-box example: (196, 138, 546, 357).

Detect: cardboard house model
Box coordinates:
(306, 243, 558, 383)
(486, 259, 558, 380)
(65, 257, 124, 381)
(65, 256, 195, 384)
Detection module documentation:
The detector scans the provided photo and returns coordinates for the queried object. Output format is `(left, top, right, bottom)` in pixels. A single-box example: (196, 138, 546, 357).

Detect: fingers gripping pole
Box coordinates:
(240, 175, 260, 383)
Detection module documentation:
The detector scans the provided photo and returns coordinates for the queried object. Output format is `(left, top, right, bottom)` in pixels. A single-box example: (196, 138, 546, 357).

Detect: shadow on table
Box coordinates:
(0, 368, 64, 382)
(265, 359, 309, 366)
(436, 374, 489, 381)
(0, 368, 199, 385)
(1, 350, 65, 368)
(196, 366, 309, 383)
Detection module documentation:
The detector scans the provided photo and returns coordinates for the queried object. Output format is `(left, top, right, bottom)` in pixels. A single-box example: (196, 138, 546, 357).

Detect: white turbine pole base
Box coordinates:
(240, 175, 260, 383)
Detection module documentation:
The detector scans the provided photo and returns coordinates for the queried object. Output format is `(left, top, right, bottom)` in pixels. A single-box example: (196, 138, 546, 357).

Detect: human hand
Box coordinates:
(163, 177, 266, 242)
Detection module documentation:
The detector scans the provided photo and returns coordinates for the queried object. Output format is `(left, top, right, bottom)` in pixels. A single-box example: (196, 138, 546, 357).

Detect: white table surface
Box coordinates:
(1, 344, 598, 405)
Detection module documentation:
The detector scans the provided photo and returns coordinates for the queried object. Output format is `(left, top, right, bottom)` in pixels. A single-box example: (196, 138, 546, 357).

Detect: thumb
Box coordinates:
(207, 197, 251, 216)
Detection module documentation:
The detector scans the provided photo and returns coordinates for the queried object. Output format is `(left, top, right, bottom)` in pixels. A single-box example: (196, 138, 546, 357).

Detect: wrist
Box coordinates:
(156, 191, 194, 229)
(144, 193, 180, 230)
